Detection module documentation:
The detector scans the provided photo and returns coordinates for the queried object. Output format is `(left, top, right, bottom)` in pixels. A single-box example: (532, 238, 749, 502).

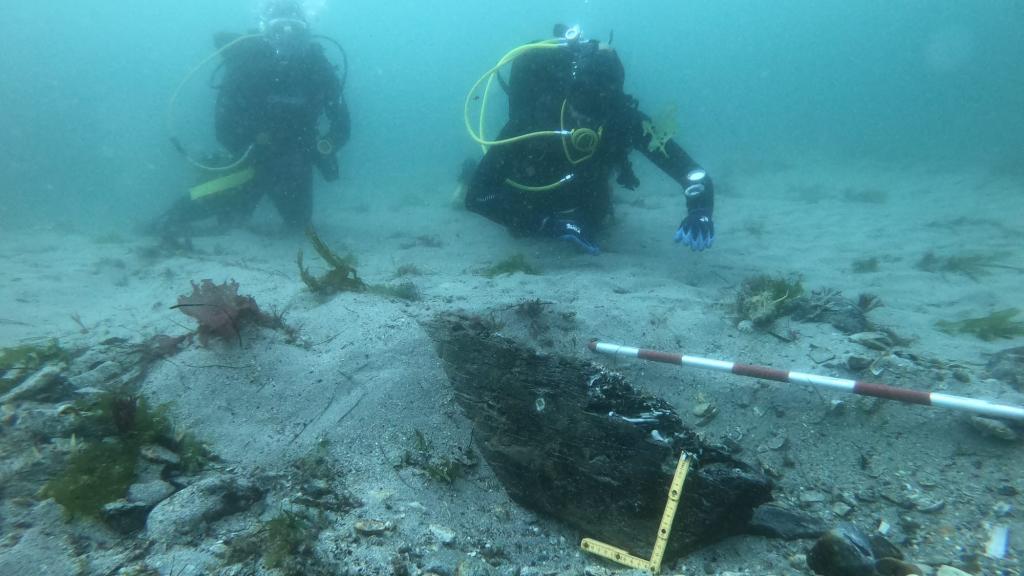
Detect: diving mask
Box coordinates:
(262, 17, 310, 58)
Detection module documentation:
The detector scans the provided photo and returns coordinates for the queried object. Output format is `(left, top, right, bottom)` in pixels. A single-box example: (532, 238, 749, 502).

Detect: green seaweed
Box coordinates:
(736, 275, 803, 327)
(481, 254, 541, 278)
(44, 391, 213, 519)
(937, 308, 1024, 341)
(74, 391, 172, 443)
(225, 510, 324, 575)
(401, 429, 476, 485)
(42, 440, 137, 518)
(263, 511, 318, 572)
(174, 435, 213, 475)
(85, 391, 212, 474)
(0, 340, 67, 395)
(298, 227, 367, 294)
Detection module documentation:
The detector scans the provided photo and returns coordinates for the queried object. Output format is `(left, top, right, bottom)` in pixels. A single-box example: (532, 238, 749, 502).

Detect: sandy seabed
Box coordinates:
(1, 160, 1022, 575)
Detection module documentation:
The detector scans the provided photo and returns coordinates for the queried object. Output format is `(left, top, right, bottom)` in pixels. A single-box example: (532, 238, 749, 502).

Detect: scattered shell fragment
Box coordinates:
(140, 444, 181, 465)
(849, 332, 894, 351)
(968, 416, 1018, 441)
(799, 490, 827, 504)
(829, 399, 847, 415)
(915, 498, 946, 513)
(937, 566, 973, 576)
(429, 523, 456, 545)
(354, 519, 391, 536)
(985, 524, 1009, 559)
(808, 347, 835, 364)
(831, 502, 852, 517)
(692, 402, 714, 417)
(0, 365, 64, 403)
(869, 355, 888, 377)
(846, 355, 873, 371)
(993, 501, 1013, 517)
(766, 435, 787, 451)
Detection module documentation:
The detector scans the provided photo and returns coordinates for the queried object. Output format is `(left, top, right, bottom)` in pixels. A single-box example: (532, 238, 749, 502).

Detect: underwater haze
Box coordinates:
(1, 0, 1022, 231)
(2, 2, 1024, 575)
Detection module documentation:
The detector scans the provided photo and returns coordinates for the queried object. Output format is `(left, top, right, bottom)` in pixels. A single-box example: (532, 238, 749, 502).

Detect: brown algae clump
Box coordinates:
(298, 227, 367, 294)
(481, 254, 541, 278)
(937, 308, 1024, 341)
(736, 275, 803, 328)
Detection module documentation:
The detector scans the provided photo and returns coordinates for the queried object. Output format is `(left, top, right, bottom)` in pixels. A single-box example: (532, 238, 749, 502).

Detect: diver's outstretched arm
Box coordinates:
(631, 109, 713, 211)
(631, 110, 702, 185)
(630, 108, 715, 250)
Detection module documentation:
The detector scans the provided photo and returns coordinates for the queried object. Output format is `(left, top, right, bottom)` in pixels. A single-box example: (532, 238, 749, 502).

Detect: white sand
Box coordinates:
(1, 161, 1022, 573)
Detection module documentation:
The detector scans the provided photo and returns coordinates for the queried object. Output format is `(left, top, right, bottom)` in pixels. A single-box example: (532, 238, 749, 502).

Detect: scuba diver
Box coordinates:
(464, 24, 714, 255)
(152, 0, 350, 233)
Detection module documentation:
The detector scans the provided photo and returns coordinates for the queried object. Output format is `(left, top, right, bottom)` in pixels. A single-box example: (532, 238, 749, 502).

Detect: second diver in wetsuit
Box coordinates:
(465, 24, 715, 255)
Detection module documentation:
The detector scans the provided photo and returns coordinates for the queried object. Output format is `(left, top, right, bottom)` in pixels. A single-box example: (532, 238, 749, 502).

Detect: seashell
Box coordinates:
(354, 519, 391, 535)
(915, 498, 946, 513)
(985, 524, 1009, 559)
(692, 402, 714, 417)
(969, 416, 1018, 441)
(849, 332, 893, 351)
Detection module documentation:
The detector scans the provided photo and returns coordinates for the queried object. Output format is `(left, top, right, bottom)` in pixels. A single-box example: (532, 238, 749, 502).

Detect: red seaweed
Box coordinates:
(173, 279, 264, 345)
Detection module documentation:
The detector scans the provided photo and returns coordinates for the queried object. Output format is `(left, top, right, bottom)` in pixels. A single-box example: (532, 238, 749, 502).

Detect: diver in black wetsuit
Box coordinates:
(465, 25, 714, 255)
(154, 0, 350, 233)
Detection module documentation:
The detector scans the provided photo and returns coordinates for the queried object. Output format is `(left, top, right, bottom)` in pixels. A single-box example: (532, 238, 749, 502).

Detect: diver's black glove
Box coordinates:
(616, 160, 640, 190)
(673, 170, 715, 251)
(315, 138, 339, 182)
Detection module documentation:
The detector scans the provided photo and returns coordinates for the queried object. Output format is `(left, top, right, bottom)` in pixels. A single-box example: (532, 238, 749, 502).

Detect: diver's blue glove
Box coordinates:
(544, 218, 601, 255)
(674, 208, 715, 251)
(674, 169, 715, 251)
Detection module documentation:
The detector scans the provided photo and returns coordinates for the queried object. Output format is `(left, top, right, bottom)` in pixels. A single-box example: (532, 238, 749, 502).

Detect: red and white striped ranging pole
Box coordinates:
(588, 340, 1024, 422)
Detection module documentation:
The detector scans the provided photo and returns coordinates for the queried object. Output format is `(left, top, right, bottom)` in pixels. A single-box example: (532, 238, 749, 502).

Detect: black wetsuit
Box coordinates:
(466, 40, 711, 237)
(161, 32, 349, 231)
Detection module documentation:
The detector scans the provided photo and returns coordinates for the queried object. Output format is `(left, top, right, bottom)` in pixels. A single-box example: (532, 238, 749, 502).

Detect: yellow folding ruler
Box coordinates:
(580, 451, 691, 573)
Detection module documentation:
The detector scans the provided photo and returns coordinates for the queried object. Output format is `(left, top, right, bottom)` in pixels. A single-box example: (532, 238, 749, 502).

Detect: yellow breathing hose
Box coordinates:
(464, 39, 566, 150)
(464, 38, 603, 192)
(166, 33, 262, 172)
(560, 99, 601, 165)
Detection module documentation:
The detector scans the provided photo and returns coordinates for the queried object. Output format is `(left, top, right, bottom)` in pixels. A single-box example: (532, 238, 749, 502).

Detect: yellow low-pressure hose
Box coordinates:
(465, 39, 604, 193)
(560, 99, 601, 165)
(166, 34, 262, 172)
(464, 39, 569, 151)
